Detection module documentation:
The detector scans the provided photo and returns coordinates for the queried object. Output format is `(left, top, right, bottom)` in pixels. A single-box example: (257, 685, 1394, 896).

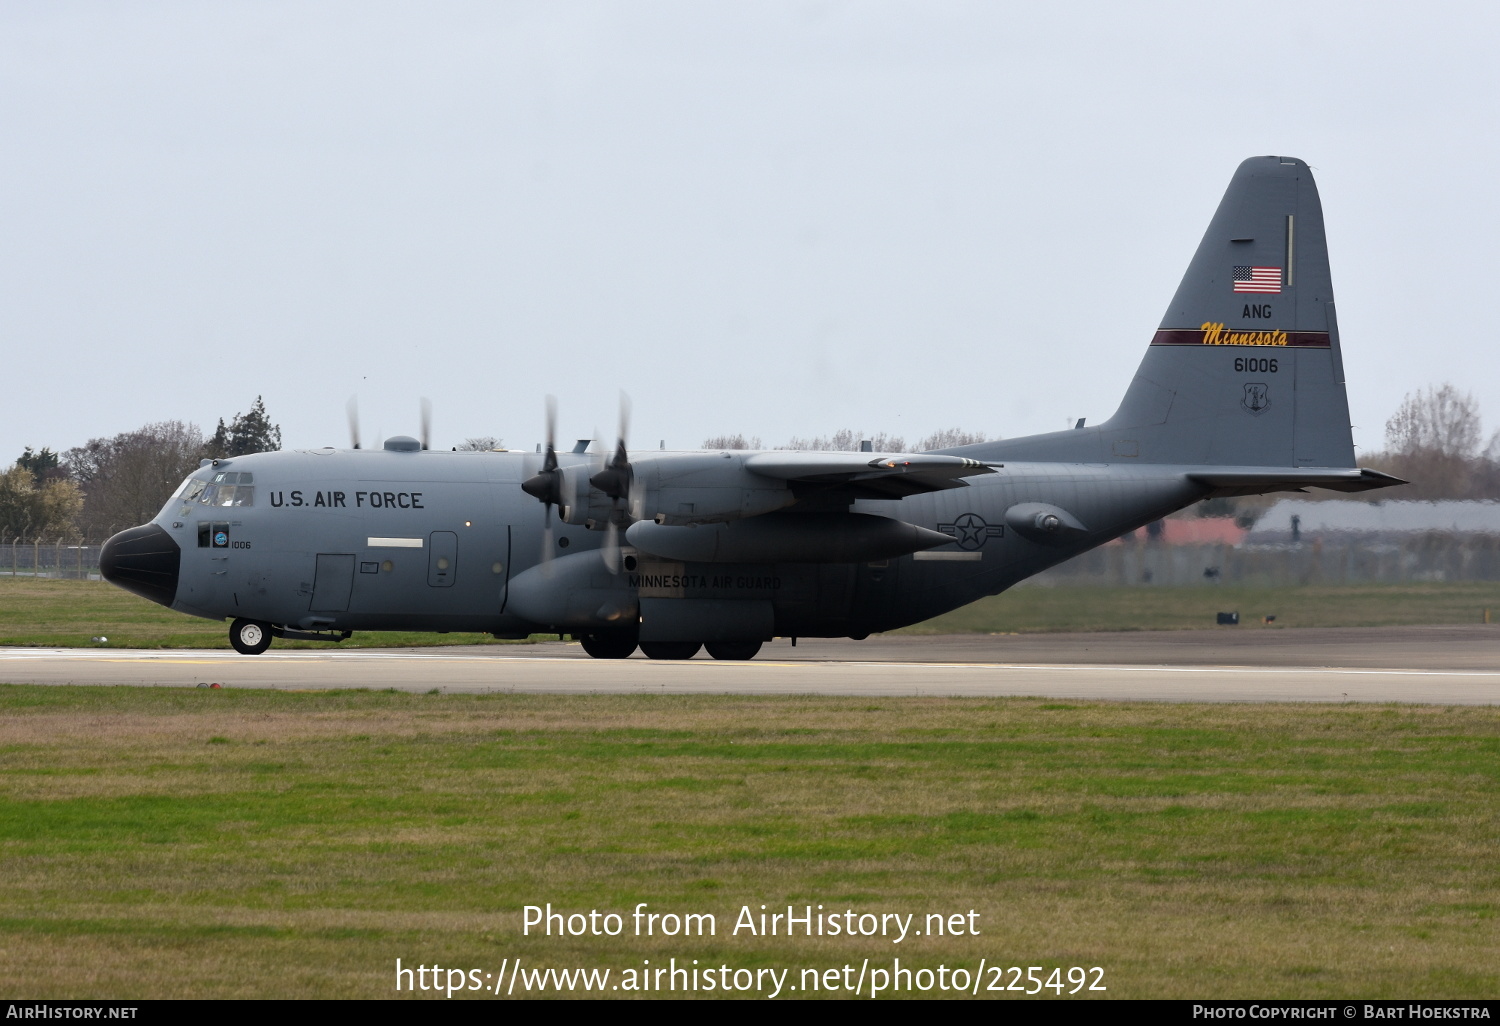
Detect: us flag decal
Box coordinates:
(1233, 266, 1282, 293)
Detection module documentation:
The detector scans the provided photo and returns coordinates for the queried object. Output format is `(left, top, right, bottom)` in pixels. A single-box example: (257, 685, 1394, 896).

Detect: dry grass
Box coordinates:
(0, 688, 1496, 998)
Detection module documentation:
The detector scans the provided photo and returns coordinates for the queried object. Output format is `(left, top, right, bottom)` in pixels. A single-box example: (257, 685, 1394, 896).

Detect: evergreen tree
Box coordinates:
(205, 397, 283, 458)
(16, 446, 61, 484)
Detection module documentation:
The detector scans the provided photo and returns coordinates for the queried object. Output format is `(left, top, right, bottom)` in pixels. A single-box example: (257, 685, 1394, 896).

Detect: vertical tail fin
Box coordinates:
(1129, 154, 1352, 468)
(984, 156, 1355, 469)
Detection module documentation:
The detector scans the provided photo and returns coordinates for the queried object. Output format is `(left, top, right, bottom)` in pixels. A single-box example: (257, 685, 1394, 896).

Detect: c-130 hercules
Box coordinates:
(101, 156, 1400, 659)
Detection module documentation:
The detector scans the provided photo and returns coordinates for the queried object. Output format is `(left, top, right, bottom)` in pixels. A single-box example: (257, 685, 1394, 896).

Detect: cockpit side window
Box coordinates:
(161, 474, 211, 519)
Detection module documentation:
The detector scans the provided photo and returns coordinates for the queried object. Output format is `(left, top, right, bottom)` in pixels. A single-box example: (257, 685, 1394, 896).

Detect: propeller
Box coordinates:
(589, 393, 633, 500)
(346, 396, 361, 449)
(590, 393, 633, 571)
(520, 396, 561, 564)
(419, 397, 432, 451)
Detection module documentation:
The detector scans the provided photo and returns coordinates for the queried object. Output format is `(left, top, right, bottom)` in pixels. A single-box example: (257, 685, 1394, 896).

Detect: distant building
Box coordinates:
(1244, 500, 1500, 546)
(1115, 518, 1247, 546)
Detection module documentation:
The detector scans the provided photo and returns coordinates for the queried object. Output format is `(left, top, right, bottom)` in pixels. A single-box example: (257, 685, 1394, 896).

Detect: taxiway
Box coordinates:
(1, 625, 1497, 704)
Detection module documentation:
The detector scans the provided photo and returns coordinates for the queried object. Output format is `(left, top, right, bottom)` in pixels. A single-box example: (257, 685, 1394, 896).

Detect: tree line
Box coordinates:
(703, 428, 991, 452)
(7, 385, 1494, 542)
(1, 398, 282, 540)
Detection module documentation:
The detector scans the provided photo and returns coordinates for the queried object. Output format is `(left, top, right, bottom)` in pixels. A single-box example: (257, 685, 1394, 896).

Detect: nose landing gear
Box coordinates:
(229, 618, 273, 655)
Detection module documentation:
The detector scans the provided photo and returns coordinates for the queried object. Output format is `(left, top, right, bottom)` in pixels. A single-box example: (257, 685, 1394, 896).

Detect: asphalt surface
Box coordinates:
(2, 625, 1498, 704)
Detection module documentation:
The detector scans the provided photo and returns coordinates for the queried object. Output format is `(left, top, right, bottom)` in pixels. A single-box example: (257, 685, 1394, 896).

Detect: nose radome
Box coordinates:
(99, 524, 181, 608)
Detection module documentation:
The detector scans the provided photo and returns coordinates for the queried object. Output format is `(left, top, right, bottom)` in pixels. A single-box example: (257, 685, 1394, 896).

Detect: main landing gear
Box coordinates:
(704, 640, 761, 661)
(578, 633, 638, 659)
(577, 637, 764, 661)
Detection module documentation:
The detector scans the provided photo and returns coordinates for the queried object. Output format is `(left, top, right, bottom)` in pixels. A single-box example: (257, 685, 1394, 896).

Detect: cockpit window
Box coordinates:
(199, 471, 254, 507)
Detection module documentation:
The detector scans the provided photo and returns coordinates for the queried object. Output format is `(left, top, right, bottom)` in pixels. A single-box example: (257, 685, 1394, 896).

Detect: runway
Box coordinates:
(2, 625, 1498, 704)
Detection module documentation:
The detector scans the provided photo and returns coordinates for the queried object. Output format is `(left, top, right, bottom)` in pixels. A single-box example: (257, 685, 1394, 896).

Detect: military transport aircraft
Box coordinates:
(100, 156, 1400, 660)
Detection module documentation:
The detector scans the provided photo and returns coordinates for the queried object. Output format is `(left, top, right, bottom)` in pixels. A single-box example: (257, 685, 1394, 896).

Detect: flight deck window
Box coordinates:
(199, 472, 254, 507)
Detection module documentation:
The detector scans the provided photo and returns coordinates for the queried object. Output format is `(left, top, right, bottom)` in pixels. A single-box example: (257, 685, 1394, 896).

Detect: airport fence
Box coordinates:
(0, 537, 109, 580)
(1033, 535, 1500, 587)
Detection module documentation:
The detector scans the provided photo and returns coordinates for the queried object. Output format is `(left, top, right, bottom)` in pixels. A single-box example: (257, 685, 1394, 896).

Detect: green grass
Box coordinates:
(0, 686, 1496, 998)
(3, 577, 1498, 649)
(898, 582, 1500, 634)
(0, 577, 555, 649)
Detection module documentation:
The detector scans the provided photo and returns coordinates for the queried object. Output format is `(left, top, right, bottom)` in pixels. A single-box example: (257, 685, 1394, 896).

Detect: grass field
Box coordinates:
(900, 581, 1500, 634)
(1, 576, 1498, 648)
(0, 577, 543, 649)
(0, 685, 1495, 999)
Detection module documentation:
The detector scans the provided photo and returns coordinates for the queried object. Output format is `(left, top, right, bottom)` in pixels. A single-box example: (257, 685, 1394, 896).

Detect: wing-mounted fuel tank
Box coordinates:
(505, 550, 638, 629)
(626, 512, 951, 563)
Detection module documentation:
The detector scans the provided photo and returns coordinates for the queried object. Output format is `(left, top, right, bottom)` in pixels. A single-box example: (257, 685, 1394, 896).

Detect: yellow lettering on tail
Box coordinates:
(1200, 322, 1288, 346)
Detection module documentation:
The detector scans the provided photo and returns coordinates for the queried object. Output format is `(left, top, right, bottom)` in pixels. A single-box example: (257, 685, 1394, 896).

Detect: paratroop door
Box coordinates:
(310, 553, 355, 610)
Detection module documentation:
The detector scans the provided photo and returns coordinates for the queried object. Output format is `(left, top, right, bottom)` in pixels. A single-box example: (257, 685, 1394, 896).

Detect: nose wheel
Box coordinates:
(229, 618, 273, 655)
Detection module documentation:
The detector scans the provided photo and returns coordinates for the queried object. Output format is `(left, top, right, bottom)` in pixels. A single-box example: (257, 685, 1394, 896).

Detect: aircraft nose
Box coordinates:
(99, 524, 181, 608)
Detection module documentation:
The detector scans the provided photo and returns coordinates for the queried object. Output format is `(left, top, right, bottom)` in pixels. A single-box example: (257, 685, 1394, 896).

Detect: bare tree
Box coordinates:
(66, 421, 206, 536)
(702, 434, 762, 450)
(917, 428, 990, 451)
(1385, 384, 1481, 458)
(1373, 384, 1484, 499)
(782, 430, 908, 452)
(781, 428, 988, 452)
(458, 437, 503, 451)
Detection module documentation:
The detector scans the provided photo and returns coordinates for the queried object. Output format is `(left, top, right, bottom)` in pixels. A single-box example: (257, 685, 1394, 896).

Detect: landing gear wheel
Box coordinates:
(229, 618, 273, 655)
(579, 633, 637, 659)
(705, 640, 762, 661)
(639, 641, 702, 660)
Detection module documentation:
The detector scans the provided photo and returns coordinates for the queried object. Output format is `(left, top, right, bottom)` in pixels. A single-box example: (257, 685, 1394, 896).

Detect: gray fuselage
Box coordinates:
(146, 446, 1202, 640)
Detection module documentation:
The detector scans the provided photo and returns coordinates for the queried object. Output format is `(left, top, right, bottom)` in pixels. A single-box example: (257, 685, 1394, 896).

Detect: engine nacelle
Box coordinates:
(630, 452, 793, 526)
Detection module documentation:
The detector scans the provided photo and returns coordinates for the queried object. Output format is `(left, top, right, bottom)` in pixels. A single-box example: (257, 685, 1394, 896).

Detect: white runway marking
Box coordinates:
(2, 646, 1498, 704)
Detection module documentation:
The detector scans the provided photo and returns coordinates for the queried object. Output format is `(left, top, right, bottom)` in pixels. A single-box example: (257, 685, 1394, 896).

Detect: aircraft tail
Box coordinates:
(982, 156, 1365, 472)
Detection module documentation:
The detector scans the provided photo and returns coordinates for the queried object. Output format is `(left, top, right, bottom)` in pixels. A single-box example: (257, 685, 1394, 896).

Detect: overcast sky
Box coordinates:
(3, 1, 1497, 460)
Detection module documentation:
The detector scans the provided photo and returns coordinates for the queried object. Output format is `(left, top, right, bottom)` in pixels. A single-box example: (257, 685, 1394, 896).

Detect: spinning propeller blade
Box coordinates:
(346, 396, 361, 450)
(520, 396, 562, 564)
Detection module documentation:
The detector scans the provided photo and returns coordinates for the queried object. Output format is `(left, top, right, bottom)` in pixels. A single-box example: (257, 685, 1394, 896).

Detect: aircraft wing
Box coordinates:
(744, 452, 995, 498)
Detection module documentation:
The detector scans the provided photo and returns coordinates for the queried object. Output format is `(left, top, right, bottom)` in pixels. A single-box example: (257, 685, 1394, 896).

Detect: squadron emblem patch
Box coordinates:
(1241, 382, 1271, 415)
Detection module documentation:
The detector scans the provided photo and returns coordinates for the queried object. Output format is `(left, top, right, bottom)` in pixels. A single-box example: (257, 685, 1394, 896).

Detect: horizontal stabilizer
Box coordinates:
(1187, 467, 1405, 496)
